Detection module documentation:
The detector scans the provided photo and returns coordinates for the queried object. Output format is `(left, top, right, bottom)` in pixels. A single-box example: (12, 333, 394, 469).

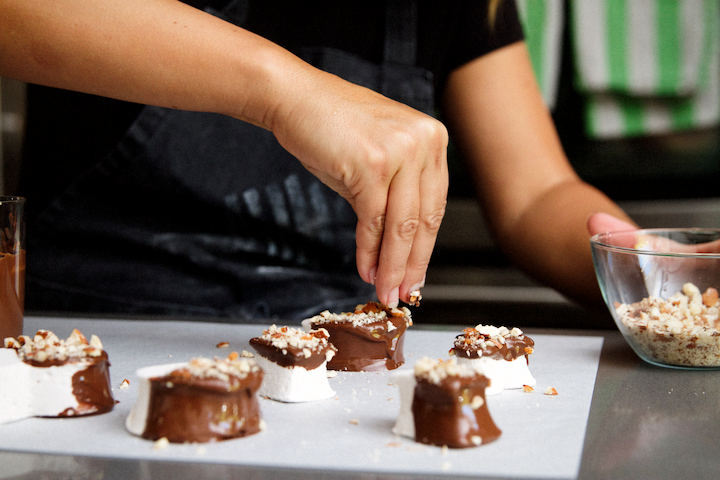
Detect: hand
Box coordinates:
(587, 212, 637, 241)
(270, 70, 449, 307)
(588, 212, 720, 253)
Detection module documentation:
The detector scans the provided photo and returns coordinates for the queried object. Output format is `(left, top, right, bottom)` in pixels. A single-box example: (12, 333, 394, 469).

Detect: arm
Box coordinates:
(441, 41, 634, 307)
(0, 0, 449, 307)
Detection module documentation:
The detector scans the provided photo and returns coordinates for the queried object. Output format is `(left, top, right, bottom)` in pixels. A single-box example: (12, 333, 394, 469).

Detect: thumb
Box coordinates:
(587, 212, 637, 236)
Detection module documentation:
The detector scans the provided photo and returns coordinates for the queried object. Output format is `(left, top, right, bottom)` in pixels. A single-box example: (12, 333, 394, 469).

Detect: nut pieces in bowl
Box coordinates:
(591, 228, 720, 369)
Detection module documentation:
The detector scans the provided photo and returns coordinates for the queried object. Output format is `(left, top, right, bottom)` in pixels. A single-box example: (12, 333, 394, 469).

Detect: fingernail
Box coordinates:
(409, 275, 426, 293)
(368, 266, 377, 286)
(386, 287, 399, 308)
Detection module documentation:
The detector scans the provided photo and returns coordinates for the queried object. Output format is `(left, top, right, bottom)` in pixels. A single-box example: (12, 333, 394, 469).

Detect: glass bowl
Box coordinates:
(590, 228, 720, 369)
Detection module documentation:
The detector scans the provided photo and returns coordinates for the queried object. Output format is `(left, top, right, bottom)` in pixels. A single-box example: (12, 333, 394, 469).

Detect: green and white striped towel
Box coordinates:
(570, 0, 720, 138)
(516, 0, 565, 110)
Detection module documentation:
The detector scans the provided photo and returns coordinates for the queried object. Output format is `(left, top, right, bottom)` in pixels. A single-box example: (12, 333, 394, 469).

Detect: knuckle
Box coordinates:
(367, 213, 386, 236)
(395, 217, 420, 240)
(417, 116, 448, 146)
(422, 204, 446, 233)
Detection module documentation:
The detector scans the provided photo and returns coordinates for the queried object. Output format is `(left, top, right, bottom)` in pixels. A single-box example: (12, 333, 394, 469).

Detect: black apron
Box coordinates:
(25, 0, 435, 321)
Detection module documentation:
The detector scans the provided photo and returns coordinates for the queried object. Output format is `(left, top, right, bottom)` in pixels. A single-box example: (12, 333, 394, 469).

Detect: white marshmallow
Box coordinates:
(456, 355, 535, 396)
(254, 355, 335, 403)
(0, 349, 90, 424)
(389, 369, 416, 439)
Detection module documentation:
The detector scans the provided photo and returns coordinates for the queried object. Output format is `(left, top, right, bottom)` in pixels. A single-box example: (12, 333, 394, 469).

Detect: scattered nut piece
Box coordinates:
(408, 289, 422, 307)
(119, 379, 130, 389)
(702, 287, 719, 308)
(216, 342, 230, 348)
(153, 437, 170, 450)
(349, 419, 359, 425)
(523, 385, 534, 393)
(544, 387, 558, 396)
(89, 335, 103, 350)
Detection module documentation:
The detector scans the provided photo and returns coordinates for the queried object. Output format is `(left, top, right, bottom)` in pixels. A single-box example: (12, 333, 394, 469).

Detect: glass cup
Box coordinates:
(0, 196, 25, 341)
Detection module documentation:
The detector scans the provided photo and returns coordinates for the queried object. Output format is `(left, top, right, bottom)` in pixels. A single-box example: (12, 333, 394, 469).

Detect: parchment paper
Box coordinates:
(0, 317, 603, 479)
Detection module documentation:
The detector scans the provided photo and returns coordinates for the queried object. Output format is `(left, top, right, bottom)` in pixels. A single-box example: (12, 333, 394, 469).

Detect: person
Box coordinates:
(0, 0, 634, 321)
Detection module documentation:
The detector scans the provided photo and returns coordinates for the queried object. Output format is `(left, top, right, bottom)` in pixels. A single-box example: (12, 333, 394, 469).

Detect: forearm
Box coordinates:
(443, 43, 635, 308)
(496, 180, 634, 307)
(0, 0, 306, 129)
(1, 0, 449, 307)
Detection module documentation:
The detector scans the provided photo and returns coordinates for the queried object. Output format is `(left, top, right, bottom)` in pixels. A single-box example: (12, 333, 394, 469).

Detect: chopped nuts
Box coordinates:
(544, 387, 558, 396)
(616, 283, 720, 367)
(523, 385, 534, 393)
(452, 324, 534, 361)
(216, 342, 230, 348)
(414, 357, 485, 384)
(470, 395, 485, 410)
(120, 379, 130, 389)
(308, 301, 413, 328)
(408, 289, 422, 307)
(256, 324, 333, 352)
(4, 329, 105, 363)
(172, 354, 261, 383)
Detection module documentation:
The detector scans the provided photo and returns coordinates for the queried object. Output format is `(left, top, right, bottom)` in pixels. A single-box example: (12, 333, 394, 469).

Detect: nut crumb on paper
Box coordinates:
(544, 387, 558, 396)
(153, 437, 170, 450)
(119, 379, 130, 389)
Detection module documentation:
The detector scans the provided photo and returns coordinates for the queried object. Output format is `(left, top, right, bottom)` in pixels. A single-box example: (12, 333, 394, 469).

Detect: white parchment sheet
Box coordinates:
(0, 317, 604, 479)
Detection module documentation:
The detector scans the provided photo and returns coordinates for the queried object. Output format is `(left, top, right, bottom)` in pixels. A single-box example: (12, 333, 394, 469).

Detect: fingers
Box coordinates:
(271, 69, 449, 307)
(354, 122, 448, 308)
(397, 147, 448, 302)
(586, 212, 637, 237)
(373, 162, 422, 307)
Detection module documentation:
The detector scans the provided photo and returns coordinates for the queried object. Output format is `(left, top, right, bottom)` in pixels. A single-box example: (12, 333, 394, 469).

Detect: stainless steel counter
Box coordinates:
(1, 316, 719, 480)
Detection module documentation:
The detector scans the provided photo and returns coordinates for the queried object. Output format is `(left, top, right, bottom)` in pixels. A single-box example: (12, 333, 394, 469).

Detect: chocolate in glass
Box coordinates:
(0, 197, 25, 341)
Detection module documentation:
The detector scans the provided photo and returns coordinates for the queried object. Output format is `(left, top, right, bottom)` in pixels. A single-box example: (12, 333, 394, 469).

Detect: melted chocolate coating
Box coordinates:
(312, 317, 407, 371)
(412, 374, 501, 448)
(143, 369, 264, 443)
(28, 352, 116, 417)
(249, 336, 332, 370)
(452, 328, 535, 362)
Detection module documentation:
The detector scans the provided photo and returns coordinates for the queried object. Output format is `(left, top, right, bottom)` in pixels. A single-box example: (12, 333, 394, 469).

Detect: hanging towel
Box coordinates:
(570, 0, 720, 138)
(516, 0, 565, 110)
